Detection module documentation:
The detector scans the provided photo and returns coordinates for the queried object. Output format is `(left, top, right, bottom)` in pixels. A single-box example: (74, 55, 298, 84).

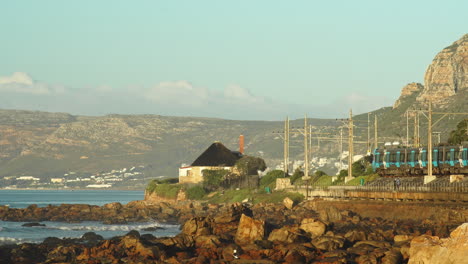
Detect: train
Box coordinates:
(372, 144, 468, 177)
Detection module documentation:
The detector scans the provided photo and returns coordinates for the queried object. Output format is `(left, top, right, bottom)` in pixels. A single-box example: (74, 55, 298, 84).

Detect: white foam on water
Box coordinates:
(0, 237, 34, 245)
(44, 222, 179, 232)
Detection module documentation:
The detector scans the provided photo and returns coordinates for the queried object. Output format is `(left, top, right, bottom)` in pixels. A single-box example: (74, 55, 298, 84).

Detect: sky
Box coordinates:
(0, 0, 467, 120)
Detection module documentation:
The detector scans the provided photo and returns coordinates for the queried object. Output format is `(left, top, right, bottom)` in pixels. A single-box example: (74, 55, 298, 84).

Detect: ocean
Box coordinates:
(0, 190, 180, 245)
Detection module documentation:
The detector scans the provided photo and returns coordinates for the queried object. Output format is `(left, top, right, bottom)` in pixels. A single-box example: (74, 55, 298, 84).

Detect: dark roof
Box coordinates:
(191, 142, 242, 167)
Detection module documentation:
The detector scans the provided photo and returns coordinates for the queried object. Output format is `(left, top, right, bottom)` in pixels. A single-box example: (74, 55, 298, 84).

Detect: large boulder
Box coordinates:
(267, 226, 307, 244)
(408, 223, 468, 264)
(300, 218, 327, 238)
(181, 217, 213, 236)
(234, 214, 265, 245)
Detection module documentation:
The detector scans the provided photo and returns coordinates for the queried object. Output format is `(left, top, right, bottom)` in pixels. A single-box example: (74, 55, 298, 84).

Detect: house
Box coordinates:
(179, 141, 243, 184)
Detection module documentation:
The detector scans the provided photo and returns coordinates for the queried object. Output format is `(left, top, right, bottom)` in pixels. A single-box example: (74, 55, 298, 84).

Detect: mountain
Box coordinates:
(0, 34, 467, 179)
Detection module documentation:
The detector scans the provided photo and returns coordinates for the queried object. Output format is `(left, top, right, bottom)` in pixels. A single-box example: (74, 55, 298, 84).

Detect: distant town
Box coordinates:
(0, 165, 157, 190)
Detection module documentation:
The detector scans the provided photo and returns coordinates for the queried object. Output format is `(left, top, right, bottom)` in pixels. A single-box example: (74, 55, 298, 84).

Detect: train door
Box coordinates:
(396, 151, 401, 167)
(433, 149, 438, 167)
(463, 148, 468, 167)
(421, 149, 427, 168)
(449, 149, 455, 166)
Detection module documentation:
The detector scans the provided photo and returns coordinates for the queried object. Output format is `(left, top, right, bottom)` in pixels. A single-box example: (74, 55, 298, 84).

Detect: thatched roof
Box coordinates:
(191, 142, 242, 167)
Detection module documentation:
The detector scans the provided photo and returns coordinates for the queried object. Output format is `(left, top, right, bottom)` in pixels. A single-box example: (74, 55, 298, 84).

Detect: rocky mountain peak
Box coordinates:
(417, 34, 468, 104)
(393, 82, 424, 109)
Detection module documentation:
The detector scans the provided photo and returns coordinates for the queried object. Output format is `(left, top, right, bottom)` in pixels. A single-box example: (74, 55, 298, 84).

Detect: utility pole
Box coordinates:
(374, 115, 378, 150)
(283, 117, 289, 175)
(340, 127, 343, 171)
(304, 115, 309, 178)
(309, 125, 312, 162)
(347, 109, 354, 181)
(427, 101, 433, 178)
(367, 112, 371, 154)
(406, 110, 409, 147)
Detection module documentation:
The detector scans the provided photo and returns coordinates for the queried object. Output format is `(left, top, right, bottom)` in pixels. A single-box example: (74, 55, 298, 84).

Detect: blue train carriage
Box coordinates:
(372, 144, 468, 177)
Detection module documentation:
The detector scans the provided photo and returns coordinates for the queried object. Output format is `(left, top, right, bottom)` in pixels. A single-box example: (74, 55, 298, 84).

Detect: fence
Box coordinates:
(291, 181, 468, 193)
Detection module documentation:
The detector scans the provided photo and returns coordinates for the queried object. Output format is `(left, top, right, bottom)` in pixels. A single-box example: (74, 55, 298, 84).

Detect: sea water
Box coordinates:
(0, 190, 180, 245)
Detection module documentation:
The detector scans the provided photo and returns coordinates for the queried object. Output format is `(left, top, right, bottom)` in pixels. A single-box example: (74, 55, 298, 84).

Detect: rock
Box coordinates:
(418, 34, 468, 104)
(408, 223, 468, 264)
(300, 218, 327, 238)
(81, 232, 104, 244)
(345, 230, 367, 243)
(381, 249, 403, 264)
(312, 235, 345, 251)
(181, 217, 213, 236)
(283, 197, 294, 210)
(267, 226, 307, 244)
(142, 226, 163, 231)
(21, 222, 45, 227)
(194, 235, 221, 248)
(393, 83, 424, 108)
(318, 206, 342, 223)
(234, 214, 265, 245)
(354, 240, 391, 249)
(394, 234, 413, 243)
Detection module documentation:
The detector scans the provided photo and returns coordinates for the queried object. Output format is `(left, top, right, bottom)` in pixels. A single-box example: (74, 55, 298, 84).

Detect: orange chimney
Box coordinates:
(239, 135, 244, 154)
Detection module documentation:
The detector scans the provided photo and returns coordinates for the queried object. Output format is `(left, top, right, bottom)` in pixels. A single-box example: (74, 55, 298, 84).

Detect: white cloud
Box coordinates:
(0, 72, 65, 95)
(0, 72, 33, 85)
(0, 73, 395, 120)
(224, 84, 262, 104)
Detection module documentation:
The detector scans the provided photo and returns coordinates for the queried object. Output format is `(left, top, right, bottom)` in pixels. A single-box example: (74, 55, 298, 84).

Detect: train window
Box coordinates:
(463, 149, 467, 160)
(390, 153, 396, 162)
(375, 153, 380, 163)
(454, 150, 460, 160)
(400, 153, 405, 162)
(410, 151, 415, 162)
(433, 150, 438, 162)
(439, 149, 444, 161)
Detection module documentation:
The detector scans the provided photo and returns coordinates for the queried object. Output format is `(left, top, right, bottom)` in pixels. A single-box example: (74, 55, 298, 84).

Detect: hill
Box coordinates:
(0, 34, 467, 181)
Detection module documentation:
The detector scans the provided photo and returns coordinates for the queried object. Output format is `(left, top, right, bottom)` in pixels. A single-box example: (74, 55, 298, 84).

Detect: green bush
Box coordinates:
(186, 185, 207, 200)
(203, 169, 228, 191)
(235, 156, 267, 176)
(260, 170, 285, 188)
(146, 182, 182, 199)
(290, 168, 304, 184)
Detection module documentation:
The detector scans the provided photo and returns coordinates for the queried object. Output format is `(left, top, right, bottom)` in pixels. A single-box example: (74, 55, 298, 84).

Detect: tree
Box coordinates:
(448, 119, 468, 144)
(202, 169, 228, 191)
(290, 168, 304, 184)
(234, 156, 267, 176)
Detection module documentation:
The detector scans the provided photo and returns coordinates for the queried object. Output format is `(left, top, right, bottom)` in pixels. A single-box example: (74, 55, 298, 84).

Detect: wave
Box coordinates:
(44, 222, 179, 232)
(0, 237, 34, 245)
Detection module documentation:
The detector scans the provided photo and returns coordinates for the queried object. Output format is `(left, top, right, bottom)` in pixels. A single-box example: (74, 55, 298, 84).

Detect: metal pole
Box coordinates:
(406, 110, 409, 147)
(374, 115, 378, 150)
(348, 109, 353, 179)
(367, 112, 370, 153)
(428, 102, 433, 177)
(304, 115, 308, 178)
(286, 117, 289, 174)
(340, 127, 343, 171)
(284, 117, 288, 175)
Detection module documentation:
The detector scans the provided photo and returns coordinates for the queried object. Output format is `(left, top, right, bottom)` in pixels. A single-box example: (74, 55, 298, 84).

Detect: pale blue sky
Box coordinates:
(0, 1, 466, 120)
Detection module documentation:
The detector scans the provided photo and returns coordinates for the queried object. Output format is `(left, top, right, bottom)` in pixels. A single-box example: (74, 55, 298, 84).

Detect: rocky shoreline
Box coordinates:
(0, 200, 467, 263)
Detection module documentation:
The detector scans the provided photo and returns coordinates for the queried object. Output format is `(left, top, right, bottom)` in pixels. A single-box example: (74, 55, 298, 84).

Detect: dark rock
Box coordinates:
(21, 222, 45, 227)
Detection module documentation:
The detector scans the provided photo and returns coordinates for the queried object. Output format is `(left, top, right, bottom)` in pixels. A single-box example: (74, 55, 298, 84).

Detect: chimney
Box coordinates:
(239, 135, 244, 154)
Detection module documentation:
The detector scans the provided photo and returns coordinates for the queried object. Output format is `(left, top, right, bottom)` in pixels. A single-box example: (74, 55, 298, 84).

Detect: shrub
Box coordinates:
(290, 168, 304, 184)
(203, 169, 228, 191)
(146, 182, 182, 199)
(235, 156, 267, 176)
(260, 170, 284, 188)
(186, 185, 207, 200)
